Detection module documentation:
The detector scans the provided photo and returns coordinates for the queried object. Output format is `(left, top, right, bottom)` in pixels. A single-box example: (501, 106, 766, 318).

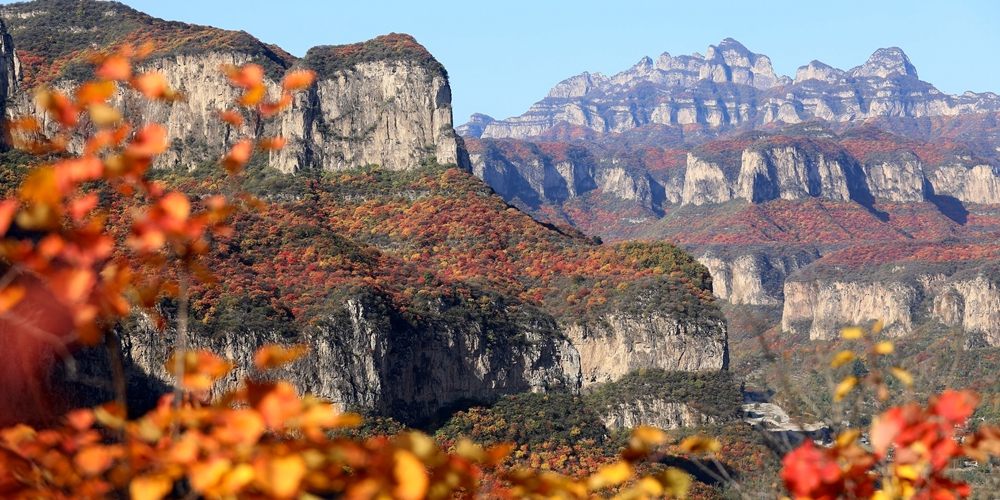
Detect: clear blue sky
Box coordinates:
(63, 1, 1000, 124)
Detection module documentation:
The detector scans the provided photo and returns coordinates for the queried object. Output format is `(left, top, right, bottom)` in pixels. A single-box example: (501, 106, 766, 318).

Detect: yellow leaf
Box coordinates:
(836, 429, 861, 448)
(834, 376, 859, 402)
(678, 436, 720, 454)
(88, 104, 122, 127)
(455, 438, 485, 462)
(393, 449, 428, 500)
(891, 366, 914, 387)
(219, 463, 255, 495)
(873, 319, 885, 334)
(841, 327, 864, 340)
(830, 350, 856, 368)
(874, 341, 895, 355)
(130, 474, 173, 500)
(895, 464, 919, 480)
(659, 467, 691, 499)
(588, 461, 632, 490)
(632, 426, 668, 447)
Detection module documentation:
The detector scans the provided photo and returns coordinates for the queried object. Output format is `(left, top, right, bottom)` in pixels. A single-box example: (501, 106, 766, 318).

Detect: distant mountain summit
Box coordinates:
(467, 39, 1000, 141)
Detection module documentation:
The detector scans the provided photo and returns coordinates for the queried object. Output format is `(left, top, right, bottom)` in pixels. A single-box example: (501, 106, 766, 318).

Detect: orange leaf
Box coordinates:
(69, 193, 99, 221)
(7, 116, 41, 133)
(871, 407, 905, 457)
(74, 445, 115, 476)
(190, 458, 232, 492)
(224, 64, 264, 89)
(222, 139, 254, 173)
(253, 381, 301, 429)
(261, 93, 293, 117)
(36, 88, 78, 128)
(213, 409, 266, 445)
(254, 344, 309, 371)
(130, 474, 173, 500)
(76, 80, 116, 105)
(267, 455, 307, 499)
(96, 55, 132, 81)
(66, 409, 95, 431)
(281, 69, 316, 91)
(0, 199, 18, 236)
(258, 136, 287, 151)
(160, 192, 191, 222)
(126, 124, 169, 158)
(238, 85, 266, 107)
(217, 110, 244, 128)
(53, 268, 95, 304)
(131, 72, 170, 100)
(55, 156, 104, 193)
(934, 390, 979, 424)
(0, 285, 26, 314)
(394, 450, 428, 500)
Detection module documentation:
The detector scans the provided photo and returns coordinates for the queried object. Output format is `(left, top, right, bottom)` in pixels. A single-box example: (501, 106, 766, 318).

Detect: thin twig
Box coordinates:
(172, 272, 189, 412)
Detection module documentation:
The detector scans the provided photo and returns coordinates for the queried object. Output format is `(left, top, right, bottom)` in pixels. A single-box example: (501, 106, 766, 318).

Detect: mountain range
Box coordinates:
(460, 38, 1000, 145)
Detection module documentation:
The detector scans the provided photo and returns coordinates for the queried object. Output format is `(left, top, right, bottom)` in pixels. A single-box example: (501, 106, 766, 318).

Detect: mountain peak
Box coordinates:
(794, 60, 846, 84)
(717, 38, 750, 52)
(848, 47, 918, 79)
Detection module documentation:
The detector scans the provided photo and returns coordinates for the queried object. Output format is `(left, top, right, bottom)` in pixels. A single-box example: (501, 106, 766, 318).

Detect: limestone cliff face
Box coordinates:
(781, 280, 921, 340)
(863, 152, 926, 202)
(562, 313, 728, 387)
(926, 164, 1000, 204)
(467, 141, 660, 209)
(3, 37, 463, 173)
(680, 154, 733, 205)
(270, 57, 460, 172)
(600, 400, 716, 431)
(697, 247, 819, 305)
(122, 297, 582, 423)
(736, 146, 854, 202)
(680, 144, 865, 206)
(468, 42, 1000, 140)
(781, 271, 1000, 345)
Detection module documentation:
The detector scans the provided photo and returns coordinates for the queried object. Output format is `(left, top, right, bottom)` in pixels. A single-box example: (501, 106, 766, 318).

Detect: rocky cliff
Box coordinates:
(467, 40, 1000, 140)
(120, 297, 582, 423)
(0, 2, 462, 172)
(563, 313, 728, 387)
(781, 265, 1000, 345)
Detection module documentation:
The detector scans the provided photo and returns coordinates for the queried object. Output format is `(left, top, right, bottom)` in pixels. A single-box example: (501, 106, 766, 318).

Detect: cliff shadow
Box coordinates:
(928, 193, 969, 225)
(54, 337, 174, 419)
(845, 160, 890, 222)
(851, 191, 890, 222)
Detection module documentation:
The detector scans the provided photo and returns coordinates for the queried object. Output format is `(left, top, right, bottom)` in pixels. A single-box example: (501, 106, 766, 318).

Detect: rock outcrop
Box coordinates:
(680, 141, 868, 206)
(562, 313, 728, 387)
(120, 297, 583, 423)
(697, 247, 819, 305)
(0, 4, 463, 173)
(600, 400, 715, 431)
(781, 269, 1000, 345)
